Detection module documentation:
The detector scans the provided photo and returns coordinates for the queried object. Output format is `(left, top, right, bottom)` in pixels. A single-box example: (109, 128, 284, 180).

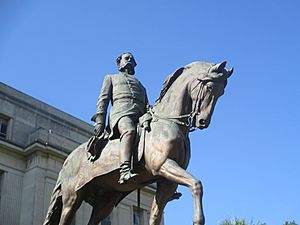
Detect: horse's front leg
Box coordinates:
(149, 180, 178, 225)
(157, 158, 205, 225)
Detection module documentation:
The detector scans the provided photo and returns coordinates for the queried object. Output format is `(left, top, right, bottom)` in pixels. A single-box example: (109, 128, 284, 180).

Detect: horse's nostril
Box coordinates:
(199, 119, 206, 125)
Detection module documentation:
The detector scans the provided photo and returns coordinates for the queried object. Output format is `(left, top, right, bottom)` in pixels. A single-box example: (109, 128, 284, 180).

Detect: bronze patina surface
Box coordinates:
(43, 59, 233, 225)
(91, 52, 149, 184)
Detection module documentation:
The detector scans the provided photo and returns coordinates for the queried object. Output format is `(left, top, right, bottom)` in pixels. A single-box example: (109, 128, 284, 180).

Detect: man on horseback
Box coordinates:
(91, 52, 149, 184)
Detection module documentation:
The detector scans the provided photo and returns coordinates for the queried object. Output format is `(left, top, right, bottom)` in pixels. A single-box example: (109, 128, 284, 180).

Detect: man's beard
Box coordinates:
(119, 63, 135, 75)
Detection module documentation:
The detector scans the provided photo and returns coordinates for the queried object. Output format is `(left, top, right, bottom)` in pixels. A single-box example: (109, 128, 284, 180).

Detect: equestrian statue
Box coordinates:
(43, 53, 233, 225)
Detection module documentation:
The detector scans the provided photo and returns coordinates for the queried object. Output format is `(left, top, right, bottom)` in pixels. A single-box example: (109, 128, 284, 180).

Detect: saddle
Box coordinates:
(86, 112, 151, 163)
(75, 113, 152, 191)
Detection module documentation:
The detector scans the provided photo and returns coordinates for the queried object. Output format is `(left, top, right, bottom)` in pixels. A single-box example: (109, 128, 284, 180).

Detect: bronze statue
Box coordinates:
(43, 60, 233, 225)
(91, 52, 149, 184)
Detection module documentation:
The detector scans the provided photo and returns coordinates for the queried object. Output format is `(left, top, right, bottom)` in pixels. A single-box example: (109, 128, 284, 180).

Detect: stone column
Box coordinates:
(20, 151, 63, 225)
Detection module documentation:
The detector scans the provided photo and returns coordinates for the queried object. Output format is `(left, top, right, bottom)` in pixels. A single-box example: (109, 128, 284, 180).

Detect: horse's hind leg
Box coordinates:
(87, 202, 113, 225)
(149, 180, 178, 225)
(87, 192, 122, 225)
(59, 190, 83, 225)
(157, 158, 205, 225)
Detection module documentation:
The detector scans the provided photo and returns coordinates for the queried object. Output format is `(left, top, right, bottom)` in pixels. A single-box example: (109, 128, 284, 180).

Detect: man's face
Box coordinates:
(119, 53, 136, 71)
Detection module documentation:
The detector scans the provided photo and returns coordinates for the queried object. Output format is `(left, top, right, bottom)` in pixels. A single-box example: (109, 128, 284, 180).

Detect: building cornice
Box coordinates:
(0, 82, 93, 136)
(0, 139, 67, 159)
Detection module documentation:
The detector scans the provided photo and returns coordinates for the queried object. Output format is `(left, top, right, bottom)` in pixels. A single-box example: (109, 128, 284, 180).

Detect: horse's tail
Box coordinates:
(43, 174, 63, 225)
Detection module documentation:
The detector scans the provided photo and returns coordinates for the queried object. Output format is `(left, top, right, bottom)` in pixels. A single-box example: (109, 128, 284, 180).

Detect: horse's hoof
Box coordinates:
(169, 192, 182, 201)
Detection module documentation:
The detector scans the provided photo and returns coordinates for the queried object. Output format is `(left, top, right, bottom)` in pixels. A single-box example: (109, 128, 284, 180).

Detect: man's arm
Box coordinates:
(91, 75, 112, 136)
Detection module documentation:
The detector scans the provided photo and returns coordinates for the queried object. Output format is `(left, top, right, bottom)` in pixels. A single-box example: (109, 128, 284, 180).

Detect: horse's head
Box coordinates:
(189, 61, 233, 129)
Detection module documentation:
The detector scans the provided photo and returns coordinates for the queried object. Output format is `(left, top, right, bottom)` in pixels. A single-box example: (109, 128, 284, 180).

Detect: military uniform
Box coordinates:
(93, 72, 148, 139)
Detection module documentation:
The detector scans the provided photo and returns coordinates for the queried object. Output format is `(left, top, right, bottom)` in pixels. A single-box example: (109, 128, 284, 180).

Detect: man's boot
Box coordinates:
(118, 161, 137, 184)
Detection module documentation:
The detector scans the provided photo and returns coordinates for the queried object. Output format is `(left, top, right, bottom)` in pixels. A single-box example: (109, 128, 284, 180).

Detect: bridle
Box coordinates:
(152, 78, 212, 132)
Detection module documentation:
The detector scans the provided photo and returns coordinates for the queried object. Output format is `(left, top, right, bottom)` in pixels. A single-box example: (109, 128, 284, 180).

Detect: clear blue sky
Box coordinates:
(1, 1, 299, 224)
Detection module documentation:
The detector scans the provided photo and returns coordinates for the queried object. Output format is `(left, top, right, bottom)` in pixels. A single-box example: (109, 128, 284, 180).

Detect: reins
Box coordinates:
(152, 79, 206, 132)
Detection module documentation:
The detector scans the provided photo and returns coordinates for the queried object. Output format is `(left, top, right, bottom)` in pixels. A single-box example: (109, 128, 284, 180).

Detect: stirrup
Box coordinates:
(118, 161, 138, 184)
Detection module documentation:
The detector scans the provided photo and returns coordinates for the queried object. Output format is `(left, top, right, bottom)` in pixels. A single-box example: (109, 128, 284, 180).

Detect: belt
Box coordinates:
(113, 98, 144, 105)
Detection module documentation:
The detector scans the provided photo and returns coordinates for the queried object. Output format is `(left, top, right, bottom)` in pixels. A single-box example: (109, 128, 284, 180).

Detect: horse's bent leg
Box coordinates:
(157, 159, 205, 225)
(59, 190, 83, 225)
(87, 192, 122, 225)
(149, 180, 178, 225)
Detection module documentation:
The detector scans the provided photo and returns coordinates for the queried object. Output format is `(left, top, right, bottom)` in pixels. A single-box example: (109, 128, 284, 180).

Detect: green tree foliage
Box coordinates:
(219, 218, 266, 225)
(283, 221, 298, 225)
(219, 218, 298, 225)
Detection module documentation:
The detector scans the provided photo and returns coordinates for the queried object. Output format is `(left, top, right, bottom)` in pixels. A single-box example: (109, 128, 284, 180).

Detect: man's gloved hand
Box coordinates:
(94, 123, 104, 137)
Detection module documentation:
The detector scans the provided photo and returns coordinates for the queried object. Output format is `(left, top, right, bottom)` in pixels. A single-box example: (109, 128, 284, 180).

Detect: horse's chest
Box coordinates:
(149, 121, 191, 169)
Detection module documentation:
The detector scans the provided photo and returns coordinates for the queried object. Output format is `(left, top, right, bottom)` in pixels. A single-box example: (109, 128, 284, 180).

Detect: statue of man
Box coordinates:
(92, 52, 149, 184)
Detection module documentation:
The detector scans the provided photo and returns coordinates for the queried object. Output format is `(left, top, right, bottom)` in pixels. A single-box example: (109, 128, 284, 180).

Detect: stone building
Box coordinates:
(0, 82, 158, 225)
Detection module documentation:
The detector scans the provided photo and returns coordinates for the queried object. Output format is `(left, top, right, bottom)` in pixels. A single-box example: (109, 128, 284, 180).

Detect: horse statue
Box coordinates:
(43, 61, 233, 225)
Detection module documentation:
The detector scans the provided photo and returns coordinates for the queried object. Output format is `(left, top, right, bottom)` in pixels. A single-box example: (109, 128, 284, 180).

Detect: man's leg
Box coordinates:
(117, 116, 137, 184)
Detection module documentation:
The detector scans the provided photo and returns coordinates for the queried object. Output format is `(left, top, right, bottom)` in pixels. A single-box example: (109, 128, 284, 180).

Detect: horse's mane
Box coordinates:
(154, 62, 215, 104)
(155, 67, 185, 104)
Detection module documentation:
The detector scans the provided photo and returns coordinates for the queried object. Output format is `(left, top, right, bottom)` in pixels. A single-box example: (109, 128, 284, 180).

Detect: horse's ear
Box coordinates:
(219, 61, 227, 71)
(209, 61, 227, 73)
(227, 67, 234, 78)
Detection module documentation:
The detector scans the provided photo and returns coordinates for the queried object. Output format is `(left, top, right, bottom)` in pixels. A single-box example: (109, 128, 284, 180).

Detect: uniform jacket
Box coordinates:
(94, 72, 148, 138)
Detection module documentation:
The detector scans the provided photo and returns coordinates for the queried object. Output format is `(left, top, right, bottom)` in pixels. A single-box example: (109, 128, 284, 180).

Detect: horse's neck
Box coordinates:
(154, 76, 191, 117)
